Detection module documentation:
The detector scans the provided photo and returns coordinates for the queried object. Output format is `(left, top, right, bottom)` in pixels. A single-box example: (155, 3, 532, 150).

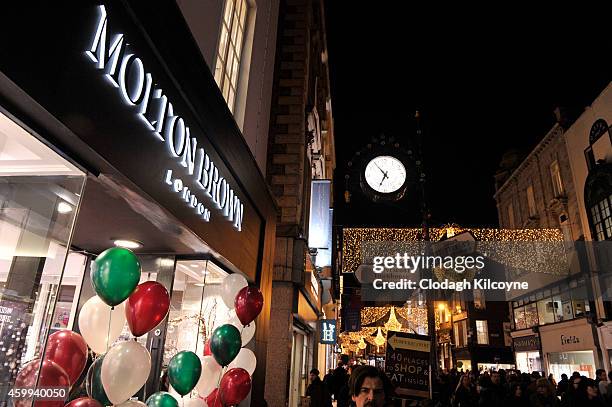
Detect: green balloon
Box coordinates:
(91, 247, 141, 306)
(146, 392, 179, 407)
(168, 351, 202, 396)
(86, 355, 112, 406)
(210, 324, 242, 367)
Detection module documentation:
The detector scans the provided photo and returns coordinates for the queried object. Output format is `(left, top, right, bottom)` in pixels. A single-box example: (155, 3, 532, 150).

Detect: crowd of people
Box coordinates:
(305, 362, 612, 407)
(436, 367, 612, 407)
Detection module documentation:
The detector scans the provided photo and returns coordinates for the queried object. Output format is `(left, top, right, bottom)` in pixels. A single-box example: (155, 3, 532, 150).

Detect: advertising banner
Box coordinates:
(385, 331, 430, 399)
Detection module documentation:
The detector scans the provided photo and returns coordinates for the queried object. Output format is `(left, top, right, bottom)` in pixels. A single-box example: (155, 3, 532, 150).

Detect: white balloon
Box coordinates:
(195, 355, 222, 397)
(183, 397, 206, 407)
(215, 311, 255, 346)
(101, 340, 151, 404)
(78, 296, 126, 354)
(240, 321, 256, 347)
(227, 348, 256, 375)
(115, 400, 147, 407)
(220, 274, 248, 308)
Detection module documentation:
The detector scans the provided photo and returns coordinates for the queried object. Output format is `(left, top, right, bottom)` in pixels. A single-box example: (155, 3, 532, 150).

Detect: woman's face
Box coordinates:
(514, 386, 522, 397)
(587, 385, 598, 399)
(462, 376, 470, 386)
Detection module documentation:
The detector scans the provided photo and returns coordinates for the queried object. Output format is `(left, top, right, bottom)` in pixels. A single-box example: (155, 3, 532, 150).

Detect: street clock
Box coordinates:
(344, 134, 416, 204)
(363, 155, 407, 194)
(359, 150, 411, 203)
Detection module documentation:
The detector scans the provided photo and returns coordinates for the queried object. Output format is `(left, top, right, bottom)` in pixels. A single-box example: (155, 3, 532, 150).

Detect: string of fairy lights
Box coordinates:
(342, 227, 566, 275)
(338, 226, 567, 355)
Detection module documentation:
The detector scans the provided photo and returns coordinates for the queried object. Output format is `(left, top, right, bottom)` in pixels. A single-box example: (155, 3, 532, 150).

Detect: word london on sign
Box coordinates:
(85, 5, 244, 230)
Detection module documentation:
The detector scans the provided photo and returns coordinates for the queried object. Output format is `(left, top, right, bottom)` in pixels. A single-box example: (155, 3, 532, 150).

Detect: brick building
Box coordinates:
(494, 106, 608, 378)
(264, 0, 336, 405)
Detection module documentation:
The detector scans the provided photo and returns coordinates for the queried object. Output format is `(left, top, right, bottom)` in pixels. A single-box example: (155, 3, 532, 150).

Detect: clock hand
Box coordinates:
(379, 173, 388, 186)
(374, 162, 388, 177)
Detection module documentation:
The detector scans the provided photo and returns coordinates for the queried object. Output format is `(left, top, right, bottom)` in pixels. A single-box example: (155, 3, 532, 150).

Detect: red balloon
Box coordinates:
(234, 287, 263, 326)
(65, 397, 102, 407)
(125, 281, 170, 337)
(14, 359, 70, 407)
(203, 339, 212, 356)
(205, 388, 222, 407)
(45, 330, 88, 385)
(219, 368, 251, 405)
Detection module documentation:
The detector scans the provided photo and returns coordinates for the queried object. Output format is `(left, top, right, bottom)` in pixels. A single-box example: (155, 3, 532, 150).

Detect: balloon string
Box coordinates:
(217, 366, 226, 406)
(106, 306, 113, 352)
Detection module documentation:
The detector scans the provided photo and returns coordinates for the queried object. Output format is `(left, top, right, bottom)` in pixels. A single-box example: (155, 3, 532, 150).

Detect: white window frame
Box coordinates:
(476, 320, 489, 345)
(527, 184, 537, 217)
(214, 0, 248, 113)
(550, 160, 565, 197)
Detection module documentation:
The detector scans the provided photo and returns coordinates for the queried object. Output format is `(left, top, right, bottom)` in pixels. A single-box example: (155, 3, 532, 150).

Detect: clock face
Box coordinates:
(364, 155, 407, 194)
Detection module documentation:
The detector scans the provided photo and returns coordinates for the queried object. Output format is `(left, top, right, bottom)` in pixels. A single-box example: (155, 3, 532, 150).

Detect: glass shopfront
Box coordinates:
(548, 350, 596, 380)
(512, 279, 591, 329)
(516, 351, 542, 373)
(0, 110, 86, 397)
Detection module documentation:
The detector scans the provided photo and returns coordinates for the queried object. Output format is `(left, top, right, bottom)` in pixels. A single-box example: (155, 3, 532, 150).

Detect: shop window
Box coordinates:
(536, 298, 556, 325)
(164, 260, 229, 368)
(475, 320, 488, 345)
(514, 306, 526, 330)
(214, 0, 248, 113)
(453, 319, 468, 348)
(515, 351, 542, 373)
(524, 303, 538, 327)
(571, 284, 590, 317)
(548, 351, 596, 381)
(0, 111, 85, 396)
(550, 160, 565, 198)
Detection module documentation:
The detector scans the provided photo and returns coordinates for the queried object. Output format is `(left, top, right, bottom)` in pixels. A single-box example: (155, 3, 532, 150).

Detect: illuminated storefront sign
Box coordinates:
(85, 5, 244, 230)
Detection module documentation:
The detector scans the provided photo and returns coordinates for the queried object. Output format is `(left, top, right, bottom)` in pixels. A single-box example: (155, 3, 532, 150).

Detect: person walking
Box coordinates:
(306, 368, 332, 407)
(453, 374, 477, 407)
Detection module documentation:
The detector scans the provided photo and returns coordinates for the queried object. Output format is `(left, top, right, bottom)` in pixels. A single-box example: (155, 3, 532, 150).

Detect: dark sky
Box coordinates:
(324, 6, 611, 228)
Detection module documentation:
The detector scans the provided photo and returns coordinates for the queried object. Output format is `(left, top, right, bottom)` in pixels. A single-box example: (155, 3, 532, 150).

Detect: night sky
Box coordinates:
(324, 6, 611, 228)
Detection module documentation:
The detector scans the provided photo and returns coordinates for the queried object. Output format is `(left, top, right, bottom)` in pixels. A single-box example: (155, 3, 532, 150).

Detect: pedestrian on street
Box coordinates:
(348, 365, 393, 407)
(306, 368, 332, 407)
(529, 378, 559, 407)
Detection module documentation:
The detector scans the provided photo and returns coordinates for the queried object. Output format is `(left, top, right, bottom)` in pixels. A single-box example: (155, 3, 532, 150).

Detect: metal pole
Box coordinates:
(414, 111, 437, 399)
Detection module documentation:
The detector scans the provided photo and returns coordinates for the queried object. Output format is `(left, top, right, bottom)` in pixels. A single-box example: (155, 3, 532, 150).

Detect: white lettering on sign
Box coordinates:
(164, 170, 211, 222)
(321, 322, 336, 343)
(85, 5, 244, 231)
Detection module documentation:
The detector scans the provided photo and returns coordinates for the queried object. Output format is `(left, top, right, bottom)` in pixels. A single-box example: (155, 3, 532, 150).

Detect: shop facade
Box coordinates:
(540, 317, 602, 380)
(511, 331, 543, 374)
(0, 2, 276, 406)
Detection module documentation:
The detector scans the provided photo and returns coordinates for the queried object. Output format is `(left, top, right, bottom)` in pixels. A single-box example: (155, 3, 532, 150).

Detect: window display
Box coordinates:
(515, 351, 542, 373)
(548, 351, 596, 381)
(0, 110, 85, 397)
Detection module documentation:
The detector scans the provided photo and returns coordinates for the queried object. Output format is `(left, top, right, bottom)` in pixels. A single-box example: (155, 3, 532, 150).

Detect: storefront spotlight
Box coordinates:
(57, 201, 73, 214)
(113, 239, 143, 249)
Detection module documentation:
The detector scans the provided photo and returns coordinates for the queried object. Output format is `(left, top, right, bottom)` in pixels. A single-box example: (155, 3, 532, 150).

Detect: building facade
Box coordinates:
(563, 83, 612, 373)
(494, 89, 612, 378)
(0, 1, 280, 406)
(264, 0, 337, 405)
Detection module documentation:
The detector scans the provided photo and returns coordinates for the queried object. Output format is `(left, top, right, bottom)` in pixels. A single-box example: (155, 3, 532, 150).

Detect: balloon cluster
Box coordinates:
(11, 248, 264, 407)
(195, 273, 263, 406)
(12, 247, 169, 407)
